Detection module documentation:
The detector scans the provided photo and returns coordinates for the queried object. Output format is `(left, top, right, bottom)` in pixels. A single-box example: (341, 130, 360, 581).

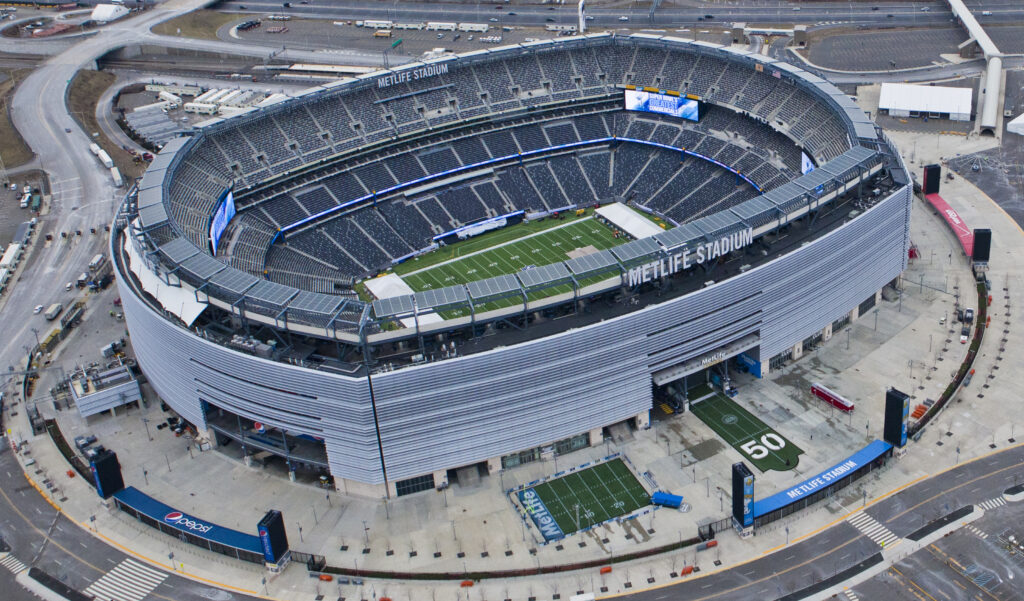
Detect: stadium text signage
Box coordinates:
(377, 63, 450, 88)
(783, 459, 857, 500)
(164, 511, 214, 534)
(518, 489, 564, 541)
(700, 352, 727, 367)
(627, 227, 754, 287)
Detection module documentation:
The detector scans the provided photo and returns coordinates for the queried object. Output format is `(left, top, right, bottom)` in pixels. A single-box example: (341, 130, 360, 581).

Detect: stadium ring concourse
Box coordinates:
(113, 33, 911, 498)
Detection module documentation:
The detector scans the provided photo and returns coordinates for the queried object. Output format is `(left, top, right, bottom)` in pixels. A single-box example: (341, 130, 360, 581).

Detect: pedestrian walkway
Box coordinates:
(85, 558, 167, 601)
(978, 497, 1006, 512)
(843, 588, 860, 601)
(0, 553, 27, 574)
(965, 524, 988, 539)
(846, 511, 900, 548)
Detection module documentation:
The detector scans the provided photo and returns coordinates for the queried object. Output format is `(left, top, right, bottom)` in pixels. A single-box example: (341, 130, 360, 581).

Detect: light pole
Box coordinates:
(142, 467, 148, 486)
(363, 520, 370, 544)
(141, 417, 152, 441)
(298, 523, 303, 543)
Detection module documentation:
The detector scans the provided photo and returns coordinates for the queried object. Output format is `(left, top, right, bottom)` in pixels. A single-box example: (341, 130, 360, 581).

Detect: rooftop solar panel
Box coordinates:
(610, 237, 661, 263)
(415, 285, 468, 310)
(246, 280, 299, 307)
(138, 203, 169, 229)
(654, 222, 702, 250)
(179, 253, 226, 281)
(516, 262, 571, 288)
(691, 212, 739, 237)
(564, 249, 618, 276)
(288, 291, 343, 315)
(159, 237, 201, 264)
(730, 196, 776, 221)
(373, 295, 415, 318)
(467, 275, 521, 299)
(209, 268, 259, 295)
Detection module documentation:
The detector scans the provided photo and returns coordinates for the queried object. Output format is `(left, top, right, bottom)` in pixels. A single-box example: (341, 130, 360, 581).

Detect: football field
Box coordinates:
(519, 459, 650, 540)
(690, 392, 803, 473)
(399, 218, 624, 315)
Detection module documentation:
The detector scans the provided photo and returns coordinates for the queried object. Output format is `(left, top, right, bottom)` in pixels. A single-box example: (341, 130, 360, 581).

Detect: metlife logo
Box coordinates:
(164, 511, 214, 534)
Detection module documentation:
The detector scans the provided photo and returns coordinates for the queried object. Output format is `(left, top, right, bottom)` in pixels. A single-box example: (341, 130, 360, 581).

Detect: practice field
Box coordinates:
(399, 218, 625, 315)
(690, 393, 803, 473)
(518, 459, 650, 541)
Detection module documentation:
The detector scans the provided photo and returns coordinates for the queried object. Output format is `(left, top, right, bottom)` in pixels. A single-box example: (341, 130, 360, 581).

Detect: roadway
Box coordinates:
(617, 444, 1024, 601)
(0, 437, 265, 601)
(215, 0, 1024, 30)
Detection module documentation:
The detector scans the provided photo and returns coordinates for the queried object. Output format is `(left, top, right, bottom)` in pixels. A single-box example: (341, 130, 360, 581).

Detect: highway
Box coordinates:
(216, 0, 1024, 29)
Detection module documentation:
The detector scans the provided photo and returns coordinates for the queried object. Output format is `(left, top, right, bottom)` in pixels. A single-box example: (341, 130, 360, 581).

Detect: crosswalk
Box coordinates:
(978, 497, 1006, 512)
(847, 511, 900, 548)
(0, 553, 27, 574)
(85, 558, 167, 601)
(965, 524, 989, 539)
(843, 588, 861, 601)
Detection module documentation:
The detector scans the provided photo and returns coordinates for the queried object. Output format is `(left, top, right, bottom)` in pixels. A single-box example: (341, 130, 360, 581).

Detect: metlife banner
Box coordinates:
(624, 90, 700, 122)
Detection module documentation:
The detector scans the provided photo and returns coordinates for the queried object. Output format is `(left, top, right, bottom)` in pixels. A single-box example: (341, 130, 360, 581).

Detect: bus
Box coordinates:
(373, 29, 392, 38)
(457, 23, 489, 32)
(810, 383, 855, 413)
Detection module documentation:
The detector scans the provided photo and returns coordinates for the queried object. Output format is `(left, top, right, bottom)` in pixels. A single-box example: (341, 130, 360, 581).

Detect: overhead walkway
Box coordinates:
(946, 0, 1003, 134)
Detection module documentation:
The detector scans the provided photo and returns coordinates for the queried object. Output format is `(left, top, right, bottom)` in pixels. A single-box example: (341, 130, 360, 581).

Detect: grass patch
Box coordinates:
(151, 10, 243, 40)
(68, 70, 145, 181)
(392, 209, 600, 276)
(523, 459, 649, 539)
(690, 392, 803, 473)
(0, 68, 35, 169)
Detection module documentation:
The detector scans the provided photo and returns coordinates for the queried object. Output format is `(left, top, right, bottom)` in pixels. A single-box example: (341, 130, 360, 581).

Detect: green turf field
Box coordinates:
(690, 392, 803, 473)
(397, 218, 624, 316)
(524, 459, 650, 537)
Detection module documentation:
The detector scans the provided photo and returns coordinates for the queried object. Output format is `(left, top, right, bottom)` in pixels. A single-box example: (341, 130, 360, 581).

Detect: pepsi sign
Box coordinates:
(164, 511, 214, 534)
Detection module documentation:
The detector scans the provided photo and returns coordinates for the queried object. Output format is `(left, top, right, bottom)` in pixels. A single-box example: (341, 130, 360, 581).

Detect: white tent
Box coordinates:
(90, 4, 129, 23)
(1007, 113, 1024, 136)
(878, 83, 972, 121)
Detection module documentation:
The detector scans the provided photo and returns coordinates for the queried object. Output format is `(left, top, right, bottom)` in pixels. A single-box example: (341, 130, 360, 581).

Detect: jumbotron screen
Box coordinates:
(624, 90, 699, 121)
(209, 188, 236, 255)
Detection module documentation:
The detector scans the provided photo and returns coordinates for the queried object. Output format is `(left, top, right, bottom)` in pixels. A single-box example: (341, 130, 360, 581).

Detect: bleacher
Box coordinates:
(161, 39, 862, 290)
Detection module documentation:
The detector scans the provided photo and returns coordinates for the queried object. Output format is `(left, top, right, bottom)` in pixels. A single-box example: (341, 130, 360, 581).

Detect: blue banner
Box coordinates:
(113, 487, 263, 554)
(753, 440, 892, 517)
(519, 488, 565, 541)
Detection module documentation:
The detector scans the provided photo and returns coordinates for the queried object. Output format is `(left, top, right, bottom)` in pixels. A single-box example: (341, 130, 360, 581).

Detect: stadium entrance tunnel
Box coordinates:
(206, 407, 333, 487)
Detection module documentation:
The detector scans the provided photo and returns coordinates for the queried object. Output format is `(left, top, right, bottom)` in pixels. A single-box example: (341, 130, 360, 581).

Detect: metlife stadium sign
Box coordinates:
(624, 89, 699, 121)
(627, 227, 754, 287)
(519, 488, 564, 541)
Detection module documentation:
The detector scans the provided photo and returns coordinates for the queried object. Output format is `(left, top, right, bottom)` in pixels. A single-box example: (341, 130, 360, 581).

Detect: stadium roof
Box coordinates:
(879, 83, 973, 116)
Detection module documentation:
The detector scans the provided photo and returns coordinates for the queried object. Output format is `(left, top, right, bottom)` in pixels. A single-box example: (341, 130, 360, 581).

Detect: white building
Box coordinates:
(878, 83, 972, 121)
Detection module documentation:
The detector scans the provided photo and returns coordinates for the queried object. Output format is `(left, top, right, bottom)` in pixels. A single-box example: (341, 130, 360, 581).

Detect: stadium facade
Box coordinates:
(114, 34, 911, 497)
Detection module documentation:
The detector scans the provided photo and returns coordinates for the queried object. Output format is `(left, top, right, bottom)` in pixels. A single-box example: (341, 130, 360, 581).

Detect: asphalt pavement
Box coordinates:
(615, 444, 1024, 600)
(0, 439, 265, 601)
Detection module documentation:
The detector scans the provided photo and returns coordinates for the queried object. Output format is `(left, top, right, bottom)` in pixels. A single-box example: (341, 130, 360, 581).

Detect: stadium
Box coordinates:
(113, 33, 911, 498)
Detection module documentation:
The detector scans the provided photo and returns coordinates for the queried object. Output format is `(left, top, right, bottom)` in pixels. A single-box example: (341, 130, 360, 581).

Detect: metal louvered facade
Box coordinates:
(116, 187, 909, 488)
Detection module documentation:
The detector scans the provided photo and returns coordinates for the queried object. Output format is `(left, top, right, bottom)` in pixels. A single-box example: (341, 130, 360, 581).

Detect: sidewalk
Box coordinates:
(5, 138, 1024, 601)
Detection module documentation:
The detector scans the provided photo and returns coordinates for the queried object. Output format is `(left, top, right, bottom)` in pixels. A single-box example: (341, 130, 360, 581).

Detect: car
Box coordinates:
(920, 6, 929, 11)
(508, 11, 516, 15)
(964, 308, 974, 323)
(33, 305, 44, 314)
(585, 15, 594, 20)
(495, 4, 502, 8)
(960, 328, 969, 344)
(618, 15, 629, 21)
(545, 17, 555, 22)
(489, 17, 498, 22)
(74, 435, 97, 450)
(886, 14, 894, 18)
(792, 6, 800, 10)
(453, 33, 460, 40)
(65, 282, 73, 291)
(704, 14, 714, 19)
(872, 6, 879, 10)
(64, 127, 71, 133)
(282, 2, 291, 7)
(437, 33, 444, 38)
(981, 11, 992, 16)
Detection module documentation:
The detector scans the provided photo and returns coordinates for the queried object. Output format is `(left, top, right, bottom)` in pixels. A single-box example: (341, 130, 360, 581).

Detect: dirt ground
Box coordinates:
(151, 9, 241, 40)
(68, 70, 145, 181)
(0, 68, 36, 169)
